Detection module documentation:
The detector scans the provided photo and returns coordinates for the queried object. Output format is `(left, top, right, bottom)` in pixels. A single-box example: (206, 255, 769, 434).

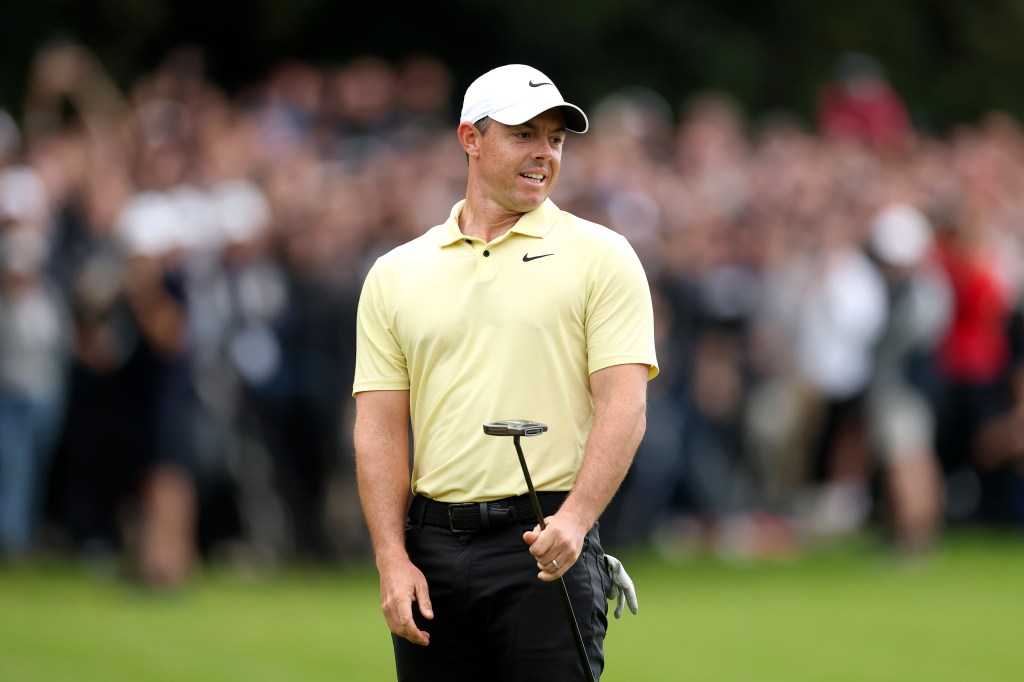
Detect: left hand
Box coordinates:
(522, 512, 586, 582)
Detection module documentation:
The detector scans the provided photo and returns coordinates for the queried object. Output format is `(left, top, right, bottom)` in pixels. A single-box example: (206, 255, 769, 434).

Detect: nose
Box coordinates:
(533, 138, 555, 159)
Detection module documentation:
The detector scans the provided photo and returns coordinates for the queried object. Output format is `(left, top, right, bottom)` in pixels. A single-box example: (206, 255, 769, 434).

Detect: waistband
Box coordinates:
(408, 491, 568, 533)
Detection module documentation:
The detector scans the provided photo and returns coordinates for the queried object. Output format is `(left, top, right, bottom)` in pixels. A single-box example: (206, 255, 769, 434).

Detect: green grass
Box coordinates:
(1, 532, 1022, 681)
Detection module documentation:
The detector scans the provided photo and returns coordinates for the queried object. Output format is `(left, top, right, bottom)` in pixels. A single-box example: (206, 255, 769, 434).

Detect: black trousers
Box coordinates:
(393, 516, 610, 681)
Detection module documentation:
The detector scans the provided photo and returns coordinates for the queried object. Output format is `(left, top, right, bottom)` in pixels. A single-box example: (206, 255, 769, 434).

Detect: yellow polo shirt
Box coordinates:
(354, 198, 659, 502)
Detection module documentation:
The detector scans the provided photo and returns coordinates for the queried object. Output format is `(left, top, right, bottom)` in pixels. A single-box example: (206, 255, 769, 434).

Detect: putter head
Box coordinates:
(482, 420, 549, 437)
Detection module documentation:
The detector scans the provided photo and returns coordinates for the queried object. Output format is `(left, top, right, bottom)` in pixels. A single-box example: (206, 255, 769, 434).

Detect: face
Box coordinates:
(468, 108, 567, 213)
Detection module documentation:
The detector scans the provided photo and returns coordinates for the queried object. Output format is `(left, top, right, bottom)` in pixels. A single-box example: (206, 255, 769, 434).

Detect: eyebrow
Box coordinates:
(515, 121, 568, 135)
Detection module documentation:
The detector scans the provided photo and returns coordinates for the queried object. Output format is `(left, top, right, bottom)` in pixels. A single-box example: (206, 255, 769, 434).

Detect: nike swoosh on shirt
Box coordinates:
(523, 253, 554, 262)
(528, 81, 552, 88)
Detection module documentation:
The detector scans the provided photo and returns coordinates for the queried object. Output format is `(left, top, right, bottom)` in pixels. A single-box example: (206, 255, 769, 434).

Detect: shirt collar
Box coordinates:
(431, 198, 560, 246)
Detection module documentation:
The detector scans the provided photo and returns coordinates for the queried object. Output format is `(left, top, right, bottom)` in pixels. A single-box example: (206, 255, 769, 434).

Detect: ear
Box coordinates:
(458, 121, 481, 158)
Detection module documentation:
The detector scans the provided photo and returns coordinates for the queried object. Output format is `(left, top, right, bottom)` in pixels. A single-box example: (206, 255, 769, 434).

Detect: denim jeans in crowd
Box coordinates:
(0, 394, 63, 556)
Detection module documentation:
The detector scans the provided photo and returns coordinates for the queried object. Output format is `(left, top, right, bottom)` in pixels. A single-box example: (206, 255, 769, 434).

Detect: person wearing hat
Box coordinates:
(865, 203, 950, 553)
(353, 64, 658, 679)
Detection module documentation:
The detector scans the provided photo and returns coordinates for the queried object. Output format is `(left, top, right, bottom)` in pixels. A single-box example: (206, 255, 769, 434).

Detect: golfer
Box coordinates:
(353, 63, 658, 681)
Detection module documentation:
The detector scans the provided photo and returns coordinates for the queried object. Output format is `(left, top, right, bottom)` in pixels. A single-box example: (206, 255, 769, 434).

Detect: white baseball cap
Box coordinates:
(869, 203, 934, 267)
(460, 64, 589, 133)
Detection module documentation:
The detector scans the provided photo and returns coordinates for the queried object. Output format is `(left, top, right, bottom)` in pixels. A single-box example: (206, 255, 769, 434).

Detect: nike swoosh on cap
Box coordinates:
(528, 81, 552, 88)
(523, 253, 554, 262)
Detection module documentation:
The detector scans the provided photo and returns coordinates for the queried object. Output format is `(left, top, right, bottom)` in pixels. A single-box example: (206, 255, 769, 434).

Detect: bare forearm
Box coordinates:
(560, 366, 649, 530)
(519, 364, 649, 581)
(562, 406, 645, 530)
(354, 396, 412, 568)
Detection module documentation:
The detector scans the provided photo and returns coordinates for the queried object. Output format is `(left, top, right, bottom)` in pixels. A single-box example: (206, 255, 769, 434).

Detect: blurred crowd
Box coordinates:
(2, 42, 1024, 588)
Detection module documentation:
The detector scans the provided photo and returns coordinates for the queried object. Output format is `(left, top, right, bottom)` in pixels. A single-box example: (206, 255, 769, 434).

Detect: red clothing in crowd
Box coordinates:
(817, 81, 912, 152)
(936, 240, 1012, 383)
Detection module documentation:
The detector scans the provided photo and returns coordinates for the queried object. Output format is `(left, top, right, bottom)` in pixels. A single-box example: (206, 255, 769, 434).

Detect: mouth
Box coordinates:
(519, 172, 547, 186)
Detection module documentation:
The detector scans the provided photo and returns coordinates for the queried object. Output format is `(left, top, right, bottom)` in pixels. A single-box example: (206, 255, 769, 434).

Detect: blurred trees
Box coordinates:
(2, 0, 1024, 131)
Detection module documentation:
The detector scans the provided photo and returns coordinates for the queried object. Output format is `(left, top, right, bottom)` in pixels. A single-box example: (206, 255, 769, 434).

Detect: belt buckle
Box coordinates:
(447, 502, 478, 534)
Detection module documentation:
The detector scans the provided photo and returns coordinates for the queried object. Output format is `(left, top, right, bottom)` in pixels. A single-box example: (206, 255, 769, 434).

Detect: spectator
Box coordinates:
(817, 53, 913, 154)
(0, 187, 72, 557)
(930, 126, 1024, 526)
(865, 202, 951, 552)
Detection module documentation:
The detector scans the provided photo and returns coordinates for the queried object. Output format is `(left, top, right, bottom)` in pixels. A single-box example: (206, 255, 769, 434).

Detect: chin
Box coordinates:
(515, 191, 550, 212)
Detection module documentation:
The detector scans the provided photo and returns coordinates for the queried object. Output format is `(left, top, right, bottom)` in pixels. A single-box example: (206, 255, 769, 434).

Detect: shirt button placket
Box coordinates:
(477, 244, 495, 280)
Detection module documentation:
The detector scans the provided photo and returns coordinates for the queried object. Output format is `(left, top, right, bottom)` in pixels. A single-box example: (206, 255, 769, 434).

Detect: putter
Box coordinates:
(483, 420, 597, 682)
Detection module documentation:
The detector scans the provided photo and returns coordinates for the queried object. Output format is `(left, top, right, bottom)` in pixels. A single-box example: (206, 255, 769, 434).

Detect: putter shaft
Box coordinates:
(513, 436, 597, 682)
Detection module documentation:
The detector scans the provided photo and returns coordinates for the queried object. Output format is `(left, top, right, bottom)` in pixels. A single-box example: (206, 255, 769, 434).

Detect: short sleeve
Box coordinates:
(584, 235, 660, 380)
(353, 260, 411, 395)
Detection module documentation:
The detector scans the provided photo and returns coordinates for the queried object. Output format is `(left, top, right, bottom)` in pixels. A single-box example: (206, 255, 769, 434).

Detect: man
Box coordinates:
(353, 63, 658, 680)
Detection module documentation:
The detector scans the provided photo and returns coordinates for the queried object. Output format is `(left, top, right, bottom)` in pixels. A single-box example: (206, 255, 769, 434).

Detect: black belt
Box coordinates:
(409, 491, 568, 533)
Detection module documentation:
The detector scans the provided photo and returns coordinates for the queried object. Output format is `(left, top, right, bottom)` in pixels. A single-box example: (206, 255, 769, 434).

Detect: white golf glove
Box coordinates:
(604, 554, 638, 618)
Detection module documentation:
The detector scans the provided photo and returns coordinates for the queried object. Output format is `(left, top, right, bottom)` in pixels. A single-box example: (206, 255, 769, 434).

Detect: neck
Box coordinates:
(459, 191, 532, 244)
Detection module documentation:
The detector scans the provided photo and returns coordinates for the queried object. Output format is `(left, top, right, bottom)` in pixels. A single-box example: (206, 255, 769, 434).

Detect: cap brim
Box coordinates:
(489, 101, 589, 134)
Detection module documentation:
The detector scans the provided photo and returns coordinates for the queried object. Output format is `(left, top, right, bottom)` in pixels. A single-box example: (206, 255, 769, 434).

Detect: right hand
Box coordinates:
(379, 555, 434, 646)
